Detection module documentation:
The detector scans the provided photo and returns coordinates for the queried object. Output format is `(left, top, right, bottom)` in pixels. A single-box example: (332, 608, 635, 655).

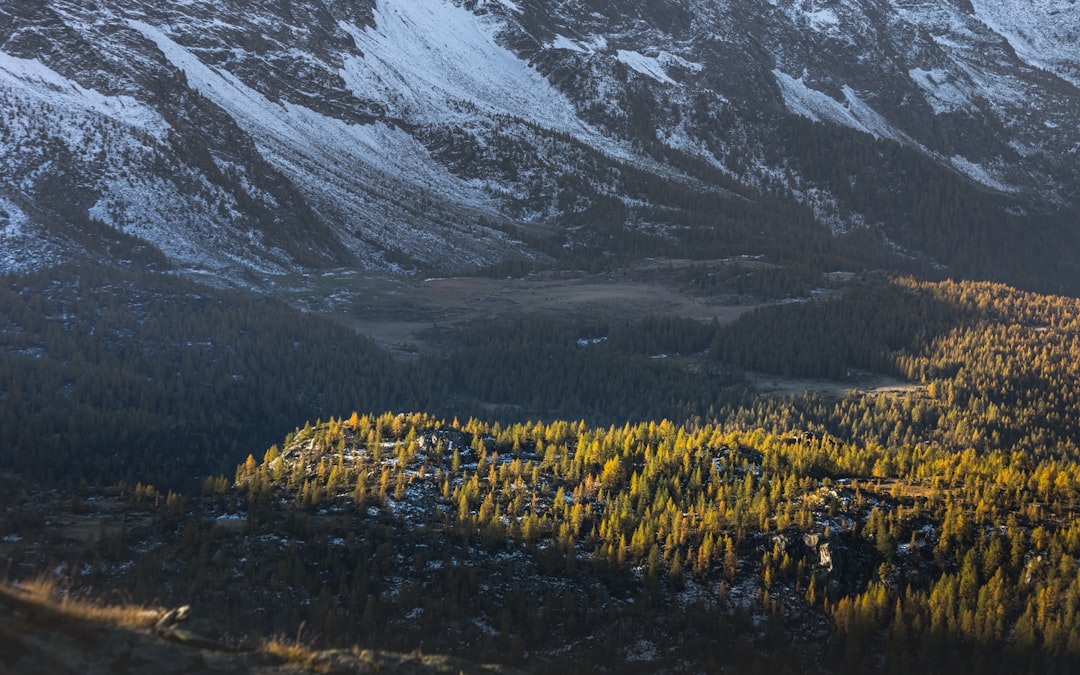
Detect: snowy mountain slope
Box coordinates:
(0, 195, 64, 274)
(0, 0, 1078, 289)
(970, 0, 1080, 88)
(0, 0, 535, 277)
(0, 47, 288, 275)
(336, 0, 584, 131)
(755, 0, 1077, 194)
(771, 68, 917, 145)
(128, 17, 516, 271)
(518, 0, 1079, 227)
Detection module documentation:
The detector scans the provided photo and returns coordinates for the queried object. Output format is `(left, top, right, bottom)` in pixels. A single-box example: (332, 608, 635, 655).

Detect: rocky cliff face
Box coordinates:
(0, 0, 1077, 286)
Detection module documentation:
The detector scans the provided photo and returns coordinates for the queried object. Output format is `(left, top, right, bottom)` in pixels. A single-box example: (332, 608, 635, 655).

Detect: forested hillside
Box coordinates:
(7, 408, 1080, 672)
(6, 271, 1080, 671)
(8, 266, 1080, 489)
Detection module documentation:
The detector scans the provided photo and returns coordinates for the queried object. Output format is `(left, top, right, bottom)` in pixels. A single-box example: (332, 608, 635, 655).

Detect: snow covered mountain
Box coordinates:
(1, 0, 1078, 287)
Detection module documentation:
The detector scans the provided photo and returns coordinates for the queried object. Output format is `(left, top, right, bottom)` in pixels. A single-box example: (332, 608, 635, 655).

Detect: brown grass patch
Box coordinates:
(0, 575, 164, 629)
(262, 637, 316, 665)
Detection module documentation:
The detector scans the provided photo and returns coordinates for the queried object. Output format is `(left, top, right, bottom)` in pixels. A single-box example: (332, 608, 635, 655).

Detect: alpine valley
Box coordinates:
(3, 1, 1080, 674)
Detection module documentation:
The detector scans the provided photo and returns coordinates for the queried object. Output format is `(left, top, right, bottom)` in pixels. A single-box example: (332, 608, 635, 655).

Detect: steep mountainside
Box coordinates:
(0, 0, 1077, 288)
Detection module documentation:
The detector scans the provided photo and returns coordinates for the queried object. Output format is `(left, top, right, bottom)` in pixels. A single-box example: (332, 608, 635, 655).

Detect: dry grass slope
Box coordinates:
(0, 575, 165, 628)
(0, 577, 524, 674)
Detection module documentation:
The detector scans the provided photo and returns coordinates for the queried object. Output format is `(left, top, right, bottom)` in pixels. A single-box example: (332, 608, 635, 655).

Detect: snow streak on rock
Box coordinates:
(0, 52, 169, 141)
(771, 69, 908, 143)
(969, 0, 1080, 88)
(0, 49, 274, 275)
(337, 0, 584, 132)
(908, 68, 975, 115)
(128, 16, 513, 271)
(616, 50, 678, 85)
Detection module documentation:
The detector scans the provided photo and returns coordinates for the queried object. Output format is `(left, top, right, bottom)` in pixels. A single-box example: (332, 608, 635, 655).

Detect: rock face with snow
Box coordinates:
(0, 0, 1077, 285)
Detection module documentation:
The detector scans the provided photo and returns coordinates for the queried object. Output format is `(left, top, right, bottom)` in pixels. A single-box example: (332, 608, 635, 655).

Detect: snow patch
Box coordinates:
(774, 69, 852, 125)
(0, 51, 171, 141)
(617, 50, 677, 85)
(796, 185, 869, 236)
(576, 337, 607, 347)
(773, 69, 909, 142)
(969, 0, 1080, 87)
(0, 197, 30, 246)
(779, 0, 851, 39)
(804, 7, 840, 32)
(659, 52, 704, 74)
(471, 617, 499, 637)
(624, 638, 659, 662)
(909, 68, 975, 114)
(476, 0, 522, 12)
(844, 86, 914, 141)
(337, 0, 585, 132)
(551, 35, 590, 53)
(548, 33, 610, 55)
(949, 155, 1016, 192)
